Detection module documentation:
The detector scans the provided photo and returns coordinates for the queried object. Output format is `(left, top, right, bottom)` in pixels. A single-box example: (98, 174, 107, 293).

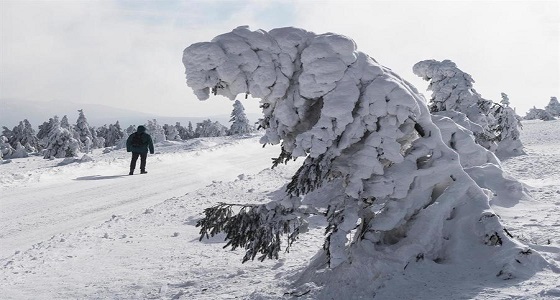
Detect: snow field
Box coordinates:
(0, 121, 559, 299)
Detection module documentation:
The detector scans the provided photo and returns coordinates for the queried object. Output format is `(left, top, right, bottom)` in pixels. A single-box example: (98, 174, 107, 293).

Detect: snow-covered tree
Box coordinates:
(544, 96, 560, 117)
(229, 100, 253, 135)
(195, 119, 228, 137)
(125, 125, 136, 136)
(413, 59, 498, 150)
(175, 122, 192, 140)
(0, 136, 15, 159)
(500, 92, 510, 106)
(2, 120, 40, 153)
(43, 117, 80, 159)
(89, 126, 104, 149)
(525, 106, 555, 121)
(146, 119, 166, 143)
(183, 27, 545, 296)
(10, 142, 29, 158)
(37, 117, 58, 149)
(491, 93, 524, 157)
(75, 110, 94, 153)
(20, 119, 40, 152)
(164, 124, 181, 141)
(105, 121, 124, 147)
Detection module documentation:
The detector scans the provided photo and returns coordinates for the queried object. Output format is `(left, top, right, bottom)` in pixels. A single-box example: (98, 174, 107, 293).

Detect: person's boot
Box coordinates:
(129, 169, 134, 175)
(141, 170, 148, 174)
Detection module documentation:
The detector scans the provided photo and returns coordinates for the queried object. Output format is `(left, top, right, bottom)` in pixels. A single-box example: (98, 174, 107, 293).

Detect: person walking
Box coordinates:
(126, 125, 154, 175)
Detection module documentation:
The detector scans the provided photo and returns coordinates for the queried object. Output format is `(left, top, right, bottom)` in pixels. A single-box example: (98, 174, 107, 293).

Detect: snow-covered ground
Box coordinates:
(1, 122, 559, 299)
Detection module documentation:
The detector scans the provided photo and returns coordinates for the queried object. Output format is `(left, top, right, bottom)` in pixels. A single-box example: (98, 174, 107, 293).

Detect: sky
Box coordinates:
(1, 0, 558, 119)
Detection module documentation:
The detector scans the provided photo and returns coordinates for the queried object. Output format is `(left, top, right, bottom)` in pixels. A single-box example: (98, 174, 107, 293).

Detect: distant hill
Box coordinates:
(0, 99, 260, 129)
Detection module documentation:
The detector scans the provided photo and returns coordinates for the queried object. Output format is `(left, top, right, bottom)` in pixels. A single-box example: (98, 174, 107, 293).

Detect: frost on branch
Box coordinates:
(196, 201, 306, 263)
(183, 26, 546, 294)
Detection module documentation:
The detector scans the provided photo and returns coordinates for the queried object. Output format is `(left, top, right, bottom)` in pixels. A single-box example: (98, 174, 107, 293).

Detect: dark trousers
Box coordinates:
(130, 152, 147, 171)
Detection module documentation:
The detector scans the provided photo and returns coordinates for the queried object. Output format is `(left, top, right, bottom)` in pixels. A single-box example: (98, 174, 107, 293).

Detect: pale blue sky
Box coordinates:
(1, 0, 558, 118)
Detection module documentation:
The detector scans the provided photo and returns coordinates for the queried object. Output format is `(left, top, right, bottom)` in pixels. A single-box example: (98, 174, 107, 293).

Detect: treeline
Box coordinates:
(523, 97, 560, 121)
(0, 100, 254, 160)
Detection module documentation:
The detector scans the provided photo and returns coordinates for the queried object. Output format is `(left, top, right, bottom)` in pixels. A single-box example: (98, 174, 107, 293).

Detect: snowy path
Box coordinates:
(0, 136, 279, 259)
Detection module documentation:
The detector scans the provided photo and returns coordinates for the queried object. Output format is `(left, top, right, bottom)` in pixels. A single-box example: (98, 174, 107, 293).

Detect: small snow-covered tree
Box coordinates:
(229, 100, 253, 135)
(146, 119, 166, 143)
(10, 142, 29, 158)
(3, 120, 40, 153)
(37, 117, 58, 149)
(175, 122, 192, 140)
(183, 27, 545, 296)
(21, 119, 40, 152)
(75, 109, 94, 153)
(413, 59, 498, 150)
(525, 106, 555, 121)
(195, 119, 228, 137)
(491, 93, 524, 157)
(89, 126, 104, 149)
(164, 124, 181, 141)
(105, 121, 124, 147)
(544, 96, 560, 117)
(0, 136, 15, 159)
(43, 116, 80, 159)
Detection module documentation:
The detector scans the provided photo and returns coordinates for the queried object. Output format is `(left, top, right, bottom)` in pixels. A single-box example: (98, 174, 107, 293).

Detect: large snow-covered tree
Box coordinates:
(229, 100, 253, 135)
(183, 27, 545, 296)
(413, 59, 498, 150)
(544, 96, 560, 117)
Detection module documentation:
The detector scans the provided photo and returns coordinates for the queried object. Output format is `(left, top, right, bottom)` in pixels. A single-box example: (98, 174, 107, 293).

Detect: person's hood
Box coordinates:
(137, 125, 147, 133)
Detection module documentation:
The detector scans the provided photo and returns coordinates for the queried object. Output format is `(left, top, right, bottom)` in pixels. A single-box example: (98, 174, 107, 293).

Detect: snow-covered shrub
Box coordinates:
(183, 26, 545, 295)
(2, 119, 40, 153)
(524, 106, 555, 121)
(229, 100, 253, 135)
(544, 96, 560, 117)
(413, 59, 498, 150)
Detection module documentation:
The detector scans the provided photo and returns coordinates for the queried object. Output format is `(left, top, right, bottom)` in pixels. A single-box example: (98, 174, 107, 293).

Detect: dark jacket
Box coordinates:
(126, 125, 154, 154)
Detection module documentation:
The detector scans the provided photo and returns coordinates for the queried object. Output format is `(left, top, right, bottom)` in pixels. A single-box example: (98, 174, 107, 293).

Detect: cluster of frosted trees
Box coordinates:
(1, 100, 254, 160)
(524, 96, 559, 121)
